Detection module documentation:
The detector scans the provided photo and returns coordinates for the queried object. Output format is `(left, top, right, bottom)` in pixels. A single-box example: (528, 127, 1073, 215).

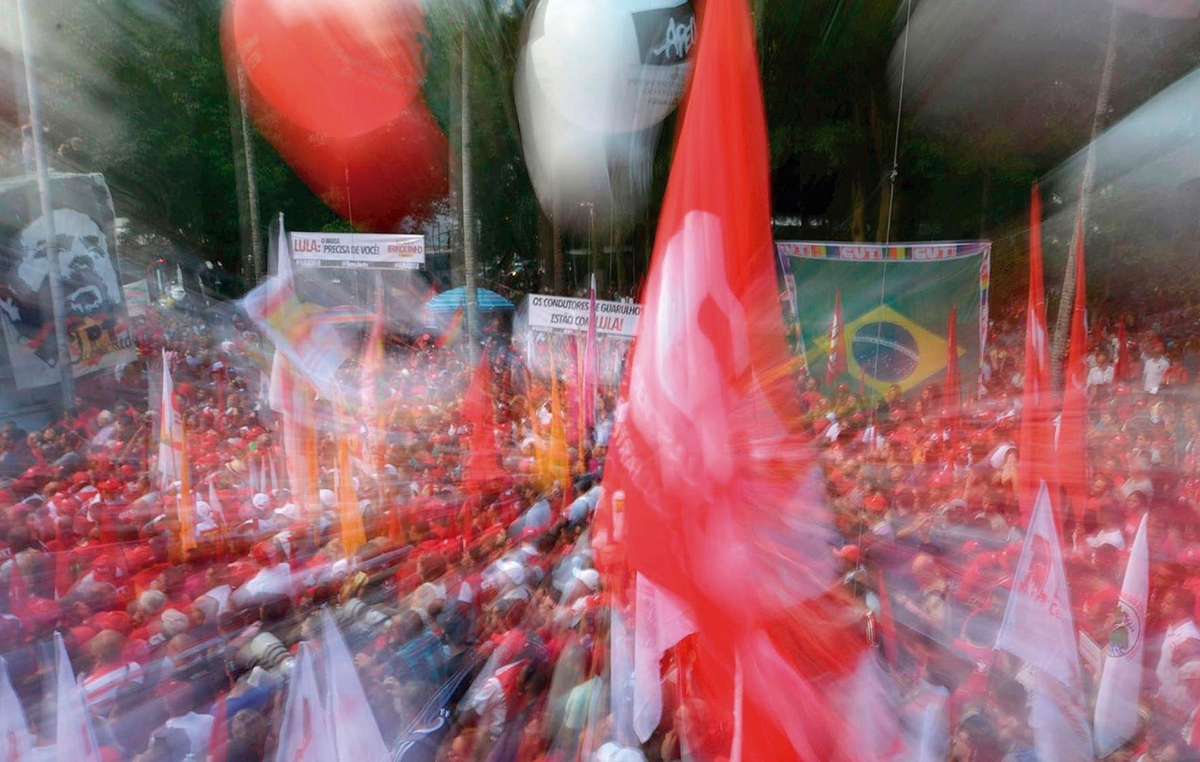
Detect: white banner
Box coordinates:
(123, 279, 151, 318)
(527, 294, 641, 337)
(290, 232, 425, 270)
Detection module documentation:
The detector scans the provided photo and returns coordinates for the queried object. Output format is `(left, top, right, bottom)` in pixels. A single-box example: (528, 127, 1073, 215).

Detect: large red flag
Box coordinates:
(462, 350, 506, 496)
(825, 289, 846, 388)
(1059, 221, 1089, 523)
(606, 0, 891, 757)
(1017, 184, 1056, 523)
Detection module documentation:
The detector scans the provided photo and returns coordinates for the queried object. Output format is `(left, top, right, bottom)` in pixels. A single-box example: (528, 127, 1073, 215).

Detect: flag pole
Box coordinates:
(16, 0, 75, 413)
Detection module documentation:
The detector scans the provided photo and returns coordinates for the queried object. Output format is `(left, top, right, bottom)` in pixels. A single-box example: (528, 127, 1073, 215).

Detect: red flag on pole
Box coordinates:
(583, 273, 598, 435)
(942, 306, 961, 439)
(825, 289, 846, 389)
(462, 350, 506, 497)
(1115, 320, 1130, 382)
(1017, 184, 1056, 524)
(605, 0, 891, 757)
(1058, 220, 1089, 523)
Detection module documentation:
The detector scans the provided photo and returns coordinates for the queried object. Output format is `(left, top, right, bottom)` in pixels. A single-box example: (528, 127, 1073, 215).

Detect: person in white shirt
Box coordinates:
(162, 681, 214, 760)
(1087, 351, 1115, 400)
(1156, 588, 1200, 715)
(1143, 343, 1170, 394)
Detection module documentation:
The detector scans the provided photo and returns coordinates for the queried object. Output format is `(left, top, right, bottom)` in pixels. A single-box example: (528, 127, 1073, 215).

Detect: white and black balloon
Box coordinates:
(516, 0, 695, 233)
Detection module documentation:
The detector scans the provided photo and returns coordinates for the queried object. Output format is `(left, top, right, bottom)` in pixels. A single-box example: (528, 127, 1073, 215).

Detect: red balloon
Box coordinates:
(229, 0, 427, 137)
(224, 0, 448, 231)
(254, 102, 449, 231)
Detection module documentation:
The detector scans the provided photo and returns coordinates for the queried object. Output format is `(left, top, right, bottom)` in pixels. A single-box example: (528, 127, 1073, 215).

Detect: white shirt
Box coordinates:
(165, 711, 214, 758)
(1087, 365, 1114, 388)
(1156, 619, 1200, 713)
(1143, 355, 1170, 394)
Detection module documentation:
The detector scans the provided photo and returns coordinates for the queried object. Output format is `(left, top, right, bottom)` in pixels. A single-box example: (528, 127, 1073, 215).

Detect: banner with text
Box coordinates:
(526, 294, 641, 338)
(0, 173, 135, 390)
(519, 294, 642, 384)
(290, 232, 425, 270)
(777, 240, 990, 397)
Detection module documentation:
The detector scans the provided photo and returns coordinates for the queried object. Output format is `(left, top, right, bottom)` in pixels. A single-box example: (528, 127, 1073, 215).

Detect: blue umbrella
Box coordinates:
(425, 286, 516, 313)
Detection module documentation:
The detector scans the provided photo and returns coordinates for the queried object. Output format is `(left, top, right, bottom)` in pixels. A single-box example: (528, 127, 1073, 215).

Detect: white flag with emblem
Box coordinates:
(321, 608, 388, 762)
(1093, 513, 1149, 757)
(632, 572, 697, 743)
(995, 480, 1080, 686)
(274, 643, 336, 762)
(0, 657, 32, 762)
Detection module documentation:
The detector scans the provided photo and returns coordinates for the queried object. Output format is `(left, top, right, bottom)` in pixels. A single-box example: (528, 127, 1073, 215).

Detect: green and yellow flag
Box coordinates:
(777, 241, 990, 398)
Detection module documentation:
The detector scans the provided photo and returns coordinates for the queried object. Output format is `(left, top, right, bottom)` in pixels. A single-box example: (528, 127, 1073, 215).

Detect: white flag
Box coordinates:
(995, 481, 1081, 686)
(0, 657, 32, 762)
(1094, 513, 1149, 757)
(321, 608, 388, 762)
(997, 481, 1092, 762)
(632, 572, 697, 743)
(156, 351, 182, 490)
(52, 632, 101, 761)
(274, 643, 336, 762)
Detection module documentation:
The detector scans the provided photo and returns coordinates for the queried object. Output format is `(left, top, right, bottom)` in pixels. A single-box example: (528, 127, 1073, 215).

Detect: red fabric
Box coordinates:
(942, 306, 961, 441)
(605, 1, 872, 758)
(1016, 184, 1057, 526)
(462, 351, 506, 497)
(1058, 220, 1089, 523)
(9, 556, 28, 614)
(210, 693, 229, 762)
(826, 289, 846, 388)
(1116, 321, 1130, 382)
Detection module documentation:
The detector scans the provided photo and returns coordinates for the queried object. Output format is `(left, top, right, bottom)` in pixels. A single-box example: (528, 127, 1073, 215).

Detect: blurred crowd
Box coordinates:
(5, 296, 1200, 762)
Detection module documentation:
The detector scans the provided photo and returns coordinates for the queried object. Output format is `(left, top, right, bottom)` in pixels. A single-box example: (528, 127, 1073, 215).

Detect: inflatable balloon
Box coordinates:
(229, 0, 427, 137)
(224, 0, 447, 231)
(516, 0, 695, 232)
(526, 0, 694, 134)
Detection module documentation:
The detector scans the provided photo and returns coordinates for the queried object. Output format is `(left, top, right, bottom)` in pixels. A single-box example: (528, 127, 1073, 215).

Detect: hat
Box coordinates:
(833, 545, 862, 564)
(252, 492, 270, 509)
(573, 568, 601, 592)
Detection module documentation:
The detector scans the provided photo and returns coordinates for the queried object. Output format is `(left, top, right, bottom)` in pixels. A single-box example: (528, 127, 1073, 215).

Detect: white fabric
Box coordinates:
(165, 712, 214, 759)
(1143, 355, 1170, 394)
(1094, 514, 1150, 756)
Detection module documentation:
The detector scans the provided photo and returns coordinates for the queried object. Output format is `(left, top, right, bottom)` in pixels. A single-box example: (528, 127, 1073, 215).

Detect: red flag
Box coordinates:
(1017, 184, 1056, 524)
(209, 695, 229, 762)
(583, 273, 598, 436)
(1115, 320, 1129, 382)
(942, 306, 961, 439)
(1058, 220, 1089, 523)
(825, 289, 846, 388)
(8, 559, 28, 614)
(606, 0, 886, 757)
(462, 350, 505, 496)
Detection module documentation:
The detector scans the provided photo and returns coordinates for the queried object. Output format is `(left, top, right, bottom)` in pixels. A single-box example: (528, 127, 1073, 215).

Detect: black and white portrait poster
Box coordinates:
(0, 174, 135, 390)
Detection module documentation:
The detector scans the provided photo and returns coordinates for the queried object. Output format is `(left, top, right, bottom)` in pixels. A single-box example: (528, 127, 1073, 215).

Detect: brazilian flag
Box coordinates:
(779, 241, 990, 397)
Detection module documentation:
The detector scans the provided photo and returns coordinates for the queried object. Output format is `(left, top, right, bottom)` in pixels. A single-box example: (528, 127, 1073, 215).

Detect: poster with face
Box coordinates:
(0, 174, 135, 390)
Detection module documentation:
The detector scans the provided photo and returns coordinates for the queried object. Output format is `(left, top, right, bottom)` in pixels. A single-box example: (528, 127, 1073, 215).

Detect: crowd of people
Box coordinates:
(3, 294, 1200, 762)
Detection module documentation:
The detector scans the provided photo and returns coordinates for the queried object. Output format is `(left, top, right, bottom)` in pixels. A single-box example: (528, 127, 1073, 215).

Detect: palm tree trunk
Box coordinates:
(1051, 2, 1119, 388)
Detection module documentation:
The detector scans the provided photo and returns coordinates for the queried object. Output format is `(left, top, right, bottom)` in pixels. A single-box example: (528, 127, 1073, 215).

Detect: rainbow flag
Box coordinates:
(436, 307, 463, 348)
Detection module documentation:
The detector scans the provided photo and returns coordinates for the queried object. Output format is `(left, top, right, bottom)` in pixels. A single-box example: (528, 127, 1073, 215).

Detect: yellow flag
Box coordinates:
(337, 404, 366, 558)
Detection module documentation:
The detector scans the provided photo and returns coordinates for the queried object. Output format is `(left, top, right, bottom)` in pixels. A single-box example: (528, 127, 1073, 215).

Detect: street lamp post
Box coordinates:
(16, 0, 75, 413)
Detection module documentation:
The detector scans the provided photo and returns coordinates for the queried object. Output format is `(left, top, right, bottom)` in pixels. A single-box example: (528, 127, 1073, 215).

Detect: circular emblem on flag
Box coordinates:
(851, 321, 920, 382)
(1107, 598, 1142, 657)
